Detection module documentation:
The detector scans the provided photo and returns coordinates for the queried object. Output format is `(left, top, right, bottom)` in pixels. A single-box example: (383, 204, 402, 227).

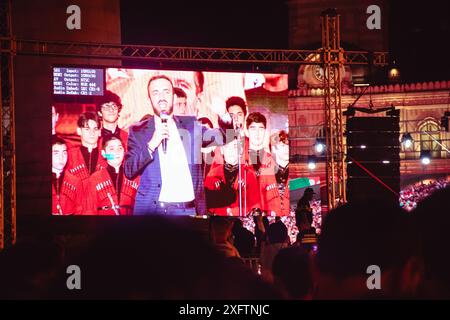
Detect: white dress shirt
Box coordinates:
(156, 116, 195, 203)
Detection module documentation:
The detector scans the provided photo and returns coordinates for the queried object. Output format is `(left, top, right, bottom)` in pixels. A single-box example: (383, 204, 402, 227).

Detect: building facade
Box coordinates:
(288, 80, 450, 188)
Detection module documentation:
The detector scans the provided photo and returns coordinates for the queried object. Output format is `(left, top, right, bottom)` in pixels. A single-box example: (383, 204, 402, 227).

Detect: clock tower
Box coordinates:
(289, 0, 389, 88)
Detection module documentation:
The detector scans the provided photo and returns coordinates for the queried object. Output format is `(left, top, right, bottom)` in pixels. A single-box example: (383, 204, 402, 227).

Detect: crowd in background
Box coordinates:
(399, 178, 450, 211)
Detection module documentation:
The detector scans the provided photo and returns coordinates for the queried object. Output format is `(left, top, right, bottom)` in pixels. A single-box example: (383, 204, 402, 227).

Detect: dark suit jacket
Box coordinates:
(124, 115, 224, 215)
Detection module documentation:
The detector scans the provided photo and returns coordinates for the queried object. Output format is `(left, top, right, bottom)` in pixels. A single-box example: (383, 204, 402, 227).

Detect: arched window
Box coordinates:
(418, 120, 441, 159)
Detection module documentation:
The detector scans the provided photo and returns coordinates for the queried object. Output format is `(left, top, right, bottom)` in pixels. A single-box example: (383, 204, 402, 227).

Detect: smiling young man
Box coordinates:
(84, 136, 139, 215)
(96, 90, 128, 149)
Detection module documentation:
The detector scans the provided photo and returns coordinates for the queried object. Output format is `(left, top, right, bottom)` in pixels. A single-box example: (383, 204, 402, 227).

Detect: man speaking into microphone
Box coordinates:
(124, 74, 232, 216)
(225, 96, 247, 137)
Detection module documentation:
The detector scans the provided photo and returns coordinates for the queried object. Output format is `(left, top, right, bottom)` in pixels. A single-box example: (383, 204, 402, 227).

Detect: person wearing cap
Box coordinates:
(295, 187, 315, 231)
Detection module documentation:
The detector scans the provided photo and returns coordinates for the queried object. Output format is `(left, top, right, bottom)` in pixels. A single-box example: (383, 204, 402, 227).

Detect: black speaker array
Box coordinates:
(346, 116, 400, 204)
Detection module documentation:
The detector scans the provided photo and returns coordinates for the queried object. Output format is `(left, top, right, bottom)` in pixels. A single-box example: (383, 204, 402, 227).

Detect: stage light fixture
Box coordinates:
(307, 155, 317, 170)
(314, 138, 326, 154)
(388, 67, 400, 81)
(388, 60, 400, 82)
(420, 150, 431, 165)
(401, 133, 413, 149)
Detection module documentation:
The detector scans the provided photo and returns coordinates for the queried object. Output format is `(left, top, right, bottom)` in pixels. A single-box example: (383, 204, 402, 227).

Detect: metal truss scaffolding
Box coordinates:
(0, 5, 386, 248)
(0, 0, 16, 249)
(0, 38, 388, 66)
(321, 9, 347, 210)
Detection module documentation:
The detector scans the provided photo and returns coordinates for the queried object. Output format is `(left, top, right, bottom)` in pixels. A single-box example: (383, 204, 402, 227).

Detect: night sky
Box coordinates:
(389, 0, 450, 82)
(121, 0, 450, 83)
(120, 0, 288, 49)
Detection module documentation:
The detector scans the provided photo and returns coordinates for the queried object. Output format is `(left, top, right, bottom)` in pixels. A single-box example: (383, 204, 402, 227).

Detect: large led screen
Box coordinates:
(52, 68, 289, 216)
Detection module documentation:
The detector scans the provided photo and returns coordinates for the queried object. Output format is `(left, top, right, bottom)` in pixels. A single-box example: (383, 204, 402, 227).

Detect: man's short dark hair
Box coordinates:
(52, 135, 66, 147)
(211, 217, 233, 239)
(102, 136, 123, 150)
(267, 220, 288, 244)
(270, 130, 289, 150)
(77, 111, 101, 129)
(271, 130, 288, 146)
(95, 90, 123, 112)
(194, 71, 204, 95)
(317, 202, 417, 280)
(147, 75, 173, 99)
(173, 87, 187, 99)
(246, 112, 266, 129)
(198, 117, 214, 128)
(272, 246, 313, 299)
(226, 96, 247, 116)
(232, 220, 256, 257)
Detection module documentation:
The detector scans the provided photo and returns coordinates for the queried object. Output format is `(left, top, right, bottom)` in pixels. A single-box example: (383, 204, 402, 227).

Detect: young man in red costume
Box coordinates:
(66, 111, 107, 183)
(84, 136, 139, 215)
(245, 112, 281, 216)
(52, 136, 83, 215)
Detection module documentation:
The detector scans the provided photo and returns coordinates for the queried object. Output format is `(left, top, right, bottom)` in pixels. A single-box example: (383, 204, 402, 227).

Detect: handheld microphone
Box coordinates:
(160, 111, 170, 153)
(231, 114, 243, 140)
(232, 114, 241, 130)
